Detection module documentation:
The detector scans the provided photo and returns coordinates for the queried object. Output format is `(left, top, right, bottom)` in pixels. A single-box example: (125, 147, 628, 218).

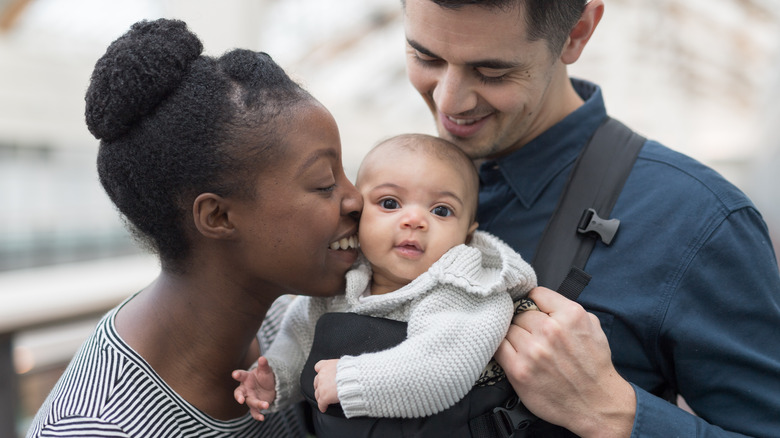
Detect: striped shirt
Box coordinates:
(26, 295, 306, 437)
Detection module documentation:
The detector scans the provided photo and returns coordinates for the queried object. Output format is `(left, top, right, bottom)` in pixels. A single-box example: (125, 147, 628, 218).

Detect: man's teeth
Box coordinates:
(448, 116, 479, 125)
(329, 235, 359, 250)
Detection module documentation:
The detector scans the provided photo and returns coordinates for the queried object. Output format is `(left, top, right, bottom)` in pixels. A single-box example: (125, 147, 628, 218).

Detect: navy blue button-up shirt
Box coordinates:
(478, 79, 780, 437)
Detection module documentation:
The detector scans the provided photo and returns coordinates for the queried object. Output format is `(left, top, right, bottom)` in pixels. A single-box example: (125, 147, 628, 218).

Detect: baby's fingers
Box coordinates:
(249, 410, 266, 422)
(317, 396, 329, 414)
(246, 398, 270, 421)
(232, 369, 248, 383)
(233, 386, 246, 405)
(247, 398, 270, 412)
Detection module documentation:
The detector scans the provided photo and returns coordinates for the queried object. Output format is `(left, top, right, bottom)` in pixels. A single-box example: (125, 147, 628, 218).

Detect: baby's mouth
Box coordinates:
(329, 234, 359, 250)
(397, 240, 422, 251)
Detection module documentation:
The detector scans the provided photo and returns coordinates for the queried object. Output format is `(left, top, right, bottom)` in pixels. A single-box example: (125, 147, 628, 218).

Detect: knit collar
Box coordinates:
(344, 231, 536, 308)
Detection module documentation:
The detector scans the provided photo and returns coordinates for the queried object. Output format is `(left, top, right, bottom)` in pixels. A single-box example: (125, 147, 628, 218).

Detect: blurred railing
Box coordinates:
(0, 255, 158, 438)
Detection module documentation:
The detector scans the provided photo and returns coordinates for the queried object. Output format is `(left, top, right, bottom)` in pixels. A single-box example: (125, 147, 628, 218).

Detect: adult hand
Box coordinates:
(313, 359, 340, 413)
(494, 287, 636, 438)
(232, 356, 275, 421)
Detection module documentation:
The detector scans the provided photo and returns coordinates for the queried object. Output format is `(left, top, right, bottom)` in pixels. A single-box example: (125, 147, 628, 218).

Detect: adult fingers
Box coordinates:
(527, 287, 572, 313)
(511, 305, 553, 333)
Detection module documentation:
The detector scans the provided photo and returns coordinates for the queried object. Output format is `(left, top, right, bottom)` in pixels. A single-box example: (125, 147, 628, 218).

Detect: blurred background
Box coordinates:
(1, 0, 779, 436)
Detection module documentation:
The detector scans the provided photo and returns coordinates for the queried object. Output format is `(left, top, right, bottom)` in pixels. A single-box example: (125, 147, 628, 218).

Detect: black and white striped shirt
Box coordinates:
(27, 296, 306, 437)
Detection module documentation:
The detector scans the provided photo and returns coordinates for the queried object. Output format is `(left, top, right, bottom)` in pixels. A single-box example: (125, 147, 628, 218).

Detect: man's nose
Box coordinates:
(433, 66, 478, 116)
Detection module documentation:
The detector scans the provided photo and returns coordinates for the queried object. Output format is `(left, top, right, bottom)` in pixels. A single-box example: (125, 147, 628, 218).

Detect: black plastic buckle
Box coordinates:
(492, 397, 537, 438)
(577, 208, 620, 245)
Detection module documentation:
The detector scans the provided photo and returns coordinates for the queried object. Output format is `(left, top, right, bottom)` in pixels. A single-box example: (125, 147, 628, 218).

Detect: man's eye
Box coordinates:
(477, 69, 508, 84)
(413, 50, 440, 66)
(380, 199, 400, 209)
(478, 74, 506, 84)
(431, 206, 452, 217)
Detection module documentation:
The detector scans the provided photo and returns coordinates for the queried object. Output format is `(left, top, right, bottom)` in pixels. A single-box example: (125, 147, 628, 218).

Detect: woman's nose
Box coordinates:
(341, 180, 363, 218)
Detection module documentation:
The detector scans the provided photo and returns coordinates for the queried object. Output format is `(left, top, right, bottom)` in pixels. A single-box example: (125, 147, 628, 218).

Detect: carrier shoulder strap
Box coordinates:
(469, 118, 646, 438)
(532, 116, 645, 301)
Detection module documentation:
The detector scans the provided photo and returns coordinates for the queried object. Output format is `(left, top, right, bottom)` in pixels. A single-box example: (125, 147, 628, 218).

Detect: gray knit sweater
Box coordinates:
(264, 230, 536, 419)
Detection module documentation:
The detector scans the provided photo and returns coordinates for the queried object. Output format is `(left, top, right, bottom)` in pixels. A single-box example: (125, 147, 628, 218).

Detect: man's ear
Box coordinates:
(192, 193, 235, 239)
(560, 0, 604, 65)
(465, 221, 479, 245)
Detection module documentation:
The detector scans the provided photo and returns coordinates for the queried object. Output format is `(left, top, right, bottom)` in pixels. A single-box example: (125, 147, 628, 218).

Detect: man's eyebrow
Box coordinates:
(407, 38, 521, 70)
(407, 38, 438, 59)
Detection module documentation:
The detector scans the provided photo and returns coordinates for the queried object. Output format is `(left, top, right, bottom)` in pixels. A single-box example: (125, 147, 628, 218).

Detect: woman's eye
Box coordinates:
(380, 199, 400, 210)
(431, 206, 452, 217)
(318, 184, 336, 193)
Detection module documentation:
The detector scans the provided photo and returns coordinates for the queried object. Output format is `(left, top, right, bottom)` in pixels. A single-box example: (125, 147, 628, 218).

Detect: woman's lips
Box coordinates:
(328, 234, 359, 265)
(329, 234, 358, 250)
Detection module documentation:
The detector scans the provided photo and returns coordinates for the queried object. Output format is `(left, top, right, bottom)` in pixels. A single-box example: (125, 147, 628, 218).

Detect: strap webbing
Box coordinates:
(532, 117, 645, 300)
(470, 118, 644, 438)
(469, 397, 536, 438)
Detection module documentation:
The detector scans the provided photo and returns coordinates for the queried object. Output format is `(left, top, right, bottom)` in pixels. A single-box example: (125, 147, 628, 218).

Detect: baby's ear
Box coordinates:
(465, 221, 479, 244)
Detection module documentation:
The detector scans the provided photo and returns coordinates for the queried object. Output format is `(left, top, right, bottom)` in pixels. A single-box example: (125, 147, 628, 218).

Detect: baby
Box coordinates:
(233, 133, 536, 421)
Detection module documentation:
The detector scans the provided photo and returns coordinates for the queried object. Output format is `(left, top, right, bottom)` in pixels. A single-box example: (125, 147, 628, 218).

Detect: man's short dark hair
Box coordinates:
(403, 0, 587, 55)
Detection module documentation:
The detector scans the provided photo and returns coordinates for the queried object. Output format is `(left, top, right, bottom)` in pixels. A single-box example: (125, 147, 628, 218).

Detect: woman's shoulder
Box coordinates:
(26, 310, 142, 435)
(27, 308, 266, 436)
(29, 309, 174, 434)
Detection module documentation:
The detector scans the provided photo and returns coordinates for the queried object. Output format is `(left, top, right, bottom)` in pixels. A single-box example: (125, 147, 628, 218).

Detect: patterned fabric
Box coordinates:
(26, 297, 307, 437)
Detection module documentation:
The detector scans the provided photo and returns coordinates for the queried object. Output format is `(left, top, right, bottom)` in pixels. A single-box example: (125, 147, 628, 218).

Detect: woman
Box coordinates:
(27, 18, 361, 437)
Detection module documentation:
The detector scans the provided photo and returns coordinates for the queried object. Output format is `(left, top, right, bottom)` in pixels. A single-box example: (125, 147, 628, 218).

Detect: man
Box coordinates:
(402, 0, 780, 437)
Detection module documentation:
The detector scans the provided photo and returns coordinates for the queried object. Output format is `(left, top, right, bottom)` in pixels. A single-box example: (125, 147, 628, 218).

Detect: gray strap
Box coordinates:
(532, 117, 645, 300)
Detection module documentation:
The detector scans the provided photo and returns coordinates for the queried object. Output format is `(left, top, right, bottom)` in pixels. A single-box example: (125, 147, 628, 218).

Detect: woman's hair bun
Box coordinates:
(85, 19, 203, 141)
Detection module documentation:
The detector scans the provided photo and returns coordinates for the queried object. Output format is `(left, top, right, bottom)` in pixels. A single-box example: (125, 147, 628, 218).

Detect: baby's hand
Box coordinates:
(313, 359, 340, 413)
(232, 356, 276, 421)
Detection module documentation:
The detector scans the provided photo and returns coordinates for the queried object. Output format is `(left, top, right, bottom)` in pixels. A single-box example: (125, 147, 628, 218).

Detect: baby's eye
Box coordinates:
(380, 199, 400, 210)
(431, 206, 452, 217)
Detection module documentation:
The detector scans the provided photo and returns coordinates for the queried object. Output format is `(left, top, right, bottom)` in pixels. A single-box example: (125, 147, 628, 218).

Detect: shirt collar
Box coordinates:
(479, 79, 608, 208)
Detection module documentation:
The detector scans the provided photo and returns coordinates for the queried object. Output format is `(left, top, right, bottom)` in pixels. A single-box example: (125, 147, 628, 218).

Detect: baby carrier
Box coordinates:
(300, 117, 645, 437)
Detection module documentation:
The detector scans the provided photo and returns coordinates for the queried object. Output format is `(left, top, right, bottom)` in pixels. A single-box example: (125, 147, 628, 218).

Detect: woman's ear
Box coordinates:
(192, 193, 235, 239)
(560, 0, 604, 65)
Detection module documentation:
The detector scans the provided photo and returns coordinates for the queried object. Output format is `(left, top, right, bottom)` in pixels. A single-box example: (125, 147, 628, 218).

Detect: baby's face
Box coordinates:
(356, 144, 477, 294)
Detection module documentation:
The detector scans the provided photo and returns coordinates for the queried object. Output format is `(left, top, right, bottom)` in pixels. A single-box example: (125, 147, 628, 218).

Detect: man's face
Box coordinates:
(403, 0, 572, 159)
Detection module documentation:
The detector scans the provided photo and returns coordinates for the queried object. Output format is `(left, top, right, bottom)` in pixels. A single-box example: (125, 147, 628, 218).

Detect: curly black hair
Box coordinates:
(86, 18, 312, 271)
